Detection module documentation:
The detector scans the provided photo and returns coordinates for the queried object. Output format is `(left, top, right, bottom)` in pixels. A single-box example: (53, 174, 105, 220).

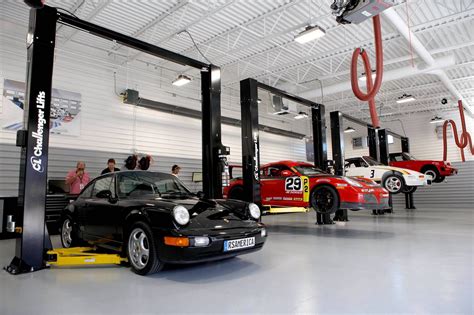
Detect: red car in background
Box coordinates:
(223, 160, 390, 214)
(389, 152, 458, 183)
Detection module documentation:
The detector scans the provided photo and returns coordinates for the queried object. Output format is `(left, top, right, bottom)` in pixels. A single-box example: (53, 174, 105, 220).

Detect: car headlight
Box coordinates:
(248, 203, 261, 220)
(343, 177, 363, 187)
(173, 205, 190, 225)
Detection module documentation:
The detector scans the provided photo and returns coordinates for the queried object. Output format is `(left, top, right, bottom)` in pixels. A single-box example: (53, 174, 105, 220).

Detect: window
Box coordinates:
(92, 176, 113, 198)
(117, 172, 191, 198)
(78, 183, 94, 199)
(263, 165, 292, 177)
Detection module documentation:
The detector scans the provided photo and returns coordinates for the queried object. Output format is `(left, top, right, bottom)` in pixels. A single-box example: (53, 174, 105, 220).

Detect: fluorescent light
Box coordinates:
(430, 116, 444, 124)
(359, 71, 376, 82)
(344, 127, 356, 133)
(294, 111, 308, 120)
(396, 94, 416, 104)
(295, 25, 326, 44)
(172, 75, 191, 86)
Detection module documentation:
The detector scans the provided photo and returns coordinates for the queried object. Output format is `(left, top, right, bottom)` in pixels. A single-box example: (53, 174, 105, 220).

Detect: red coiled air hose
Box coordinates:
(350, 15, 383, 128)
(443, 100, 474, 162)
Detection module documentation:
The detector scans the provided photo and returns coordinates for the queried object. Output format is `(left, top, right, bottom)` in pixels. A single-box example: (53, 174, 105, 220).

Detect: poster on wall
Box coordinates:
(0, 79, 82, 136)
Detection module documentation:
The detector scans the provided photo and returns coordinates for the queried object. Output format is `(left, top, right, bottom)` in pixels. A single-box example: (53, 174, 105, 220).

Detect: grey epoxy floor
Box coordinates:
(0, 207, 472, 315)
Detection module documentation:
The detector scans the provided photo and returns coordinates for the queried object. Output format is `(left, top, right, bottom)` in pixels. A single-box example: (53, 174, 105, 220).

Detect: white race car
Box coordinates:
(345, 156, 431, 194)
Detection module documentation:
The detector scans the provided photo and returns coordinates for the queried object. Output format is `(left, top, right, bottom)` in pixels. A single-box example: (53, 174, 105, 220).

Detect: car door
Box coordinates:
(260, 165, 302, 207)
(83, 175, 120, 242)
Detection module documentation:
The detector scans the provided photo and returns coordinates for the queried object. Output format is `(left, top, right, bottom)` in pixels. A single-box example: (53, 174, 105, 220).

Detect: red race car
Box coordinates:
(389, 152, 458, 183)
(223, 160, 390, 214)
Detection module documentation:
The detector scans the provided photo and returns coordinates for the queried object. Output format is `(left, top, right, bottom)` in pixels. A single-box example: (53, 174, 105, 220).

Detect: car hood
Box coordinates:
(142, 197, 256, 231)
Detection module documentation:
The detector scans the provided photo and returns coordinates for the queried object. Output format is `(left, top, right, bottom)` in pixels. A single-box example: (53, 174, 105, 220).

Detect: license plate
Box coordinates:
(223, 237, 255, 252)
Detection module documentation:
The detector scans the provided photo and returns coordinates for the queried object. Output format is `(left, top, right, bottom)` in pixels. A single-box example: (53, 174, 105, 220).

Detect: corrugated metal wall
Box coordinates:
(391, 161, 474, 209)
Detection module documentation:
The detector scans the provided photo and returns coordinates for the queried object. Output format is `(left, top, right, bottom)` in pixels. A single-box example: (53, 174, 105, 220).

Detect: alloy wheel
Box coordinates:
(314, 188, 334, 212)
(128, 228, 150, 270)
(424, 170, 437, 181)
(385, 176, 402, 193)
(61, 218, 73, 248)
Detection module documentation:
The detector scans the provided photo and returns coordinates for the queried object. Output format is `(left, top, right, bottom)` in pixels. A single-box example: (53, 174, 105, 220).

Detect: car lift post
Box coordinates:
(6, 5, 225, 275)
(379, 128, 415, 210)
(5, 6, 57, 275)
(330, 111, 348, 222)
(239, 79, 326, 219)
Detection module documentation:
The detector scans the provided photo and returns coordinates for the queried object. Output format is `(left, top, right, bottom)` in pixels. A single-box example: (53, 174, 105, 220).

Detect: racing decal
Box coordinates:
(301, 176, 309, 202)
(285, 177, 302, 191)
(370, 170, 375, 178)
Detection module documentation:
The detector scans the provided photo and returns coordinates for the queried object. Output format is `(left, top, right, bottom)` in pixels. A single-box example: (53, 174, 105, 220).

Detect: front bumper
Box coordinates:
(154, 227, 266, 264)
(340, 192, 390, 211)
(403, 175, 430, 186)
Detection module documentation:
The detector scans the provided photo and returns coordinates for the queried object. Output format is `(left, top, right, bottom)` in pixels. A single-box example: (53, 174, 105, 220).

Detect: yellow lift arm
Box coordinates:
(46, 247, 127, 266)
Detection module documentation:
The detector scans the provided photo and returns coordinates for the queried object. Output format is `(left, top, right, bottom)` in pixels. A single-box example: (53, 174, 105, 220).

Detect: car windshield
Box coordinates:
(403, 152, 417, 160)
(362, 156, 384, 166)
(118, 172, 193, 198)
(294, 165, 326, 175)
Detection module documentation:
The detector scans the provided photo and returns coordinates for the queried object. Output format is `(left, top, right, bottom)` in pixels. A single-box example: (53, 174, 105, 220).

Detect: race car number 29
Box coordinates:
(285, 177, 302, 191)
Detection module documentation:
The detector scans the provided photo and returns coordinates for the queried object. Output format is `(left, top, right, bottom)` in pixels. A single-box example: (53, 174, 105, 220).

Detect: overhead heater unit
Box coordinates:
(272, 95, 289, 115)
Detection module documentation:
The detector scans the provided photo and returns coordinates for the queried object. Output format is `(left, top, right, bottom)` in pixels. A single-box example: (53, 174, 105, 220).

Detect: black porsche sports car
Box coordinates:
(60, 171, 267, 275)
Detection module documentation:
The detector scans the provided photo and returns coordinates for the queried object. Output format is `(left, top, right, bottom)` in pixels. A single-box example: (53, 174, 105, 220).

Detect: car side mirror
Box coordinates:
(96, 189, 112, 199)
(196, 191, 205, 199)
(281, 170, 293, 177)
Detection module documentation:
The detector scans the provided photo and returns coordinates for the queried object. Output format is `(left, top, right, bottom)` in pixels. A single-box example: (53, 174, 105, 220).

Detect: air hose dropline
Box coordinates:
(350, 15, 383, 128)
(443, 100, 474, 162)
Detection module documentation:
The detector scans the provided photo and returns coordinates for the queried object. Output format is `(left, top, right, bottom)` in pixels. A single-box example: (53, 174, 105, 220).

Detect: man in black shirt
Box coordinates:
(101, 158, 120, 175)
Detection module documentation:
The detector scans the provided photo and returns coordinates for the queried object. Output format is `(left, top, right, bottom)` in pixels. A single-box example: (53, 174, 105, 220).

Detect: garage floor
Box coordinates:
(1, 207, 472, 314)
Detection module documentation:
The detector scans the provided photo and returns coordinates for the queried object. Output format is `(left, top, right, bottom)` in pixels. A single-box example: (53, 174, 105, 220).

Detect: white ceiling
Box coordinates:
(1, 0, 473, 121)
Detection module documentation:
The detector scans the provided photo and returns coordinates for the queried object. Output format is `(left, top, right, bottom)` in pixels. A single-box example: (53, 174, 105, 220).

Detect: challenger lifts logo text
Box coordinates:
(253, 132, 259, 181)
(30, 91, 46, 173)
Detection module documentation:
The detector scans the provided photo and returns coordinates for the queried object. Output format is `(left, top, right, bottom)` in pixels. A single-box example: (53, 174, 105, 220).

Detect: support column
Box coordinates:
(312, 105, 327, 170)
(7, 6, 57, 274)
(240, 78, 261, 204)
(368, 127, 378, 160)
(378, 129, 389, 165)
(401, 136, 410, 153)
(330, 111, 345, 176)
(201, 65, 227, 199)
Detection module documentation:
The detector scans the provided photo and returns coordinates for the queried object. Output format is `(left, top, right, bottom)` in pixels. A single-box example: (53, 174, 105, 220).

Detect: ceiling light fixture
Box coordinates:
(359, 70, 376, 82)
(344, 127, 356, 133)
(294, 25, 326, 44)
(430, 116, 444, 124)
(396, 94, 416, 104)
(294, 111, 309, 120)
(172, 75, 191, 86)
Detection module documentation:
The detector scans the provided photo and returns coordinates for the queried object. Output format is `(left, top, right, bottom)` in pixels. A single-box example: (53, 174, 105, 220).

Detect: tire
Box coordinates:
(434, 176, 445, 183)
(60, 215, 85, 248)
(310, 185, 339, 215)
(126, 221, 163, 275)
(402, 185, 417, 194)
(382, 174, 405, 194)
(228, 186, 244, 200)
(421, 166, 440, 183)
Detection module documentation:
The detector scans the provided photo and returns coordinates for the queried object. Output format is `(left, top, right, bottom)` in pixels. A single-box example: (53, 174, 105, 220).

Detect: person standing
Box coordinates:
(65, 161, 90, 194)
(171, 164, 181, 177)
(101, 158, 120, 175)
